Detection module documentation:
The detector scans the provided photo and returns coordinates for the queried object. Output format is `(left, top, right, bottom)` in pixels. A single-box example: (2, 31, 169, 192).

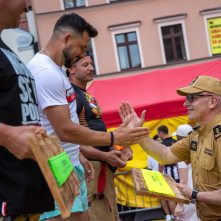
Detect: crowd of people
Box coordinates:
(1, 1, 221, 221)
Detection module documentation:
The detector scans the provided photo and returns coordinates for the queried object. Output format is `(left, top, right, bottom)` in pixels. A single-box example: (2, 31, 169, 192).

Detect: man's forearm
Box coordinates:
(0, 123, 47, 160)
(44, 104, 149, 147)
(197, 189, 221, 205)
(57, 122, 111, 146)
(0, 123, 9, 147)
(140, 137, 179, 164)
(80, 145, 108, 161)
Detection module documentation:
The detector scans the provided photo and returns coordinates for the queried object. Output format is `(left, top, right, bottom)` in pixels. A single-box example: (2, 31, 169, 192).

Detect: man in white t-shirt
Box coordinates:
(173, 124, 200, 221)
(27, 13, 149, 221)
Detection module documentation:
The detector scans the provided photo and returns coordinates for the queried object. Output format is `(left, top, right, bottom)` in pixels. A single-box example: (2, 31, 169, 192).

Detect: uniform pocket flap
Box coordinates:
(200, 157, 215, 171)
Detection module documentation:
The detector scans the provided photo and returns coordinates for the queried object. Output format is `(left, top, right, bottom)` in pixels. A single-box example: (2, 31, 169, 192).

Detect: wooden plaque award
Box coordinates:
(131, 168, 190, 204)
(27, 134, 81, 219)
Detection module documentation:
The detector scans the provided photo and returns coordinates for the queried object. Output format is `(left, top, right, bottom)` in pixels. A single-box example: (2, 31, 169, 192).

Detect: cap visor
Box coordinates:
(172, 132, 177, 136)
(177, 86, 204, 96)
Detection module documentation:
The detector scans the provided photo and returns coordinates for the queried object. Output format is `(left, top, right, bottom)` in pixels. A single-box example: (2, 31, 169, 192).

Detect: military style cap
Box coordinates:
(177, 76, 221, 97)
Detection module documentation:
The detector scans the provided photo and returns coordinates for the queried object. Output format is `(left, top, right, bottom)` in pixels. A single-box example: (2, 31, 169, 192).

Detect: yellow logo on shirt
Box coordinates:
(213, 125, 221, 140)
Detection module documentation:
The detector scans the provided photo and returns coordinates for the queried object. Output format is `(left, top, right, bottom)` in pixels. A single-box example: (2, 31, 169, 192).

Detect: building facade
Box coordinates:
(32, 0, 221, 81)
(1, 0, 38, 65)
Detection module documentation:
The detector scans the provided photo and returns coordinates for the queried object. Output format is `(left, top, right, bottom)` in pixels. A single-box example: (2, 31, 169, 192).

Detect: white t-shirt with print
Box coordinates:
(27, 54, 80, 166)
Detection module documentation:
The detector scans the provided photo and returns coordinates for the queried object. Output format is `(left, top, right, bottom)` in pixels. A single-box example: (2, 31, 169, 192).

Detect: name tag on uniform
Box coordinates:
(213, 125, 221, 140)
(190, 141, 197, 151)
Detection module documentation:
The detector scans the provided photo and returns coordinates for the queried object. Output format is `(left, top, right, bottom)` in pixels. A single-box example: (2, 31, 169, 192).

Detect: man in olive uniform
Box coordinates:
(119, 76, 221, 221)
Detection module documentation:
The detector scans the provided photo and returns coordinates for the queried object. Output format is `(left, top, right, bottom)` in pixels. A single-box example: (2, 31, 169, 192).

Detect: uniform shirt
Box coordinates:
(170, 113, 221, 221)
(0, 38, 54, 216)
(72, 84, 116, 173)
(27, 54, 80, 166)
(162, 137, 179, 182)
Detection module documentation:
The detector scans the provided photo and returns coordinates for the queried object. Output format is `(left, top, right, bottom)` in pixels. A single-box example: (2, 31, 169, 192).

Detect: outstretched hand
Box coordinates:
(114, 115, 150, 146)
(119, 101, 146, 128)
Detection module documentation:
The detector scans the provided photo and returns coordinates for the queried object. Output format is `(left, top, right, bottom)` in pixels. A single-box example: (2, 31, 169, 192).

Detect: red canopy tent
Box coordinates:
(87, 60, 221, 128)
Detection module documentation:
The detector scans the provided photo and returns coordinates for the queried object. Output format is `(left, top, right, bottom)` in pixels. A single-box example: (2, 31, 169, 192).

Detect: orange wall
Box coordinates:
(88, 0, 106, 7)
(33, 0, 62, 14)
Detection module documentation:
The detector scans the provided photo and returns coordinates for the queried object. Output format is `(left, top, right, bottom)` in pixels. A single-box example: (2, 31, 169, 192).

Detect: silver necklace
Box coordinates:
(42, 48, 52, 59)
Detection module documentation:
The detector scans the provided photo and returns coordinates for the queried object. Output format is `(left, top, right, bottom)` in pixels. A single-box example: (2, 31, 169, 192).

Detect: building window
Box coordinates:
(86, 39, 96, 75)
(115, 32, 141, 70)
(64, 0, 85, 9)
(154, 14, 190, 64)
(109, 21, 144, 72)
(161, 24, 186, 63)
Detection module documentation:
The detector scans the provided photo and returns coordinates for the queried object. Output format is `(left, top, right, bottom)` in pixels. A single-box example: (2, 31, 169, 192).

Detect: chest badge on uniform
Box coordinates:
(190, 141, 197, 151)
(213, 125, 221, 140)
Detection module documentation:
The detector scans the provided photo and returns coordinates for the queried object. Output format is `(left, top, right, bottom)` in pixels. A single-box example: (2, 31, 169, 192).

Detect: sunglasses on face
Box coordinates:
(185, 94, 213, 103)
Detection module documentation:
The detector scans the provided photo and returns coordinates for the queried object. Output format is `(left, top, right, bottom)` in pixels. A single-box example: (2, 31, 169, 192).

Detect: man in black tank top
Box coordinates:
(0, 1, 54, 221)
(67, 55, 131, 221)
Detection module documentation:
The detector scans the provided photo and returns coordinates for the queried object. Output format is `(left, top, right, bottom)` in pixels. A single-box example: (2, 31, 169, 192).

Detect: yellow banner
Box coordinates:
(207, 17, 221, 55)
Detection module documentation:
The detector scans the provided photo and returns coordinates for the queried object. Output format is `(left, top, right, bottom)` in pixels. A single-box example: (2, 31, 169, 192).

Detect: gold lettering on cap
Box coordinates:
(189, 77, 199, 86)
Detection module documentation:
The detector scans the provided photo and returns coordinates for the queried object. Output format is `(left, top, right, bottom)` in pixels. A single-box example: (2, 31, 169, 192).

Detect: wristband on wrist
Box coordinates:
(190, 190, 198, 205)
(114, 145, 125, 151)
(110, 131, 114, 147)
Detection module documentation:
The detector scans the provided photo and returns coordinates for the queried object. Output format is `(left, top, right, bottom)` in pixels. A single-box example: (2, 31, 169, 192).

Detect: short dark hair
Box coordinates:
(53, 13, 98, 38)
(157, 125, 168, 135)
(153, 135, 159, 141)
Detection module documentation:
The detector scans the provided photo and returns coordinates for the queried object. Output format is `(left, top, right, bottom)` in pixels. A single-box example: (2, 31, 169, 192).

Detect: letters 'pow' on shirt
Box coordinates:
(27, 54, 80, 166)
(170, 113, 221, 221)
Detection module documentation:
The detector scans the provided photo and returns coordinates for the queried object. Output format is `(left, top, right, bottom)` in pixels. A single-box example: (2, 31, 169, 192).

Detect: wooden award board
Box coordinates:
(131, 168, 190, 204)
(27, 134, 81, 219)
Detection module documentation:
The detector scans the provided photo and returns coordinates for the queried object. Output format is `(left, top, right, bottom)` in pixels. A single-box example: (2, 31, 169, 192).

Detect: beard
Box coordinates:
(62, 45, 74, 68)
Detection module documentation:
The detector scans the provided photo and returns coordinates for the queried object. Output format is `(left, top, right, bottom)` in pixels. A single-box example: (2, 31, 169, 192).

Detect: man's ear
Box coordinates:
(210, 96, 219, 109)
(68, 67, 75, 75)
(62, 33, 71, 44)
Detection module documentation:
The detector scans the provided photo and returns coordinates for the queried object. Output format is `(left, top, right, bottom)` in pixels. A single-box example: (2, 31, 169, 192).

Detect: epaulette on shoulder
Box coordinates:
(193, 125, 200, 131)
(213, 125, 221, 140)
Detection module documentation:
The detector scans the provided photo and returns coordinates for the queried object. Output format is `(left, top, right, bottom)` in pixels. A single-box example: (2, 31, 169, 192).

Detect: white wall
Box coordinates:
(1, 28, 35, 65)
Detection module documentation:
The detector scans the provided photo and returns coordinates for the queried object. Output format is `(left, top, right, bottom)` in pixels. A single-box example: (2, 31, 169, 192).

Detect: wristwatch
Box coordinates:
(190, 190, 198, 204)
